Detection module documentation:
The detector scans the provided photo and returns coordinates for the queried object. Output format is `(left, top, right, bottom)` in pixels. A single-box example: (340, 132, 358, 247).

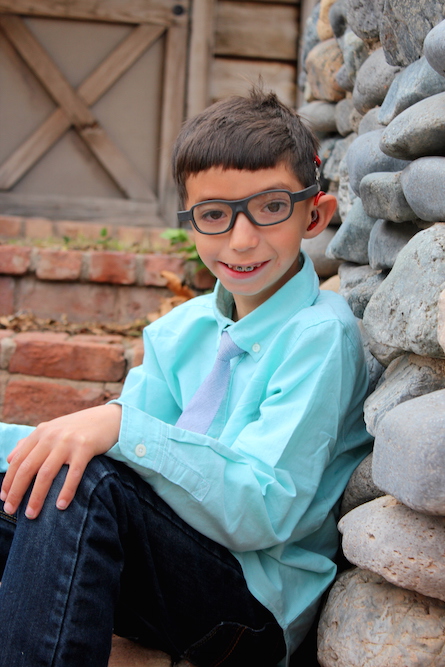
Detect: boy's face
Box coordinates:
(185, 164, 317, 319)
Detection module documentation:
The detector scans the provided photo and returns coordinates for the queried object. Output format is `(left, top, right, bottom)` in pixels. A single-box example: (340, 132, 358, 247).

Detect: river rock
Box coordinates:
(357, 319, 386, 392)
(301, 227, 342, 279)
(439, 289, 445, 354)
(301, 2, 321, 71)
(338, 262, 385, 318)
(360, 172, 416, 223)
(345, 0, 384, 41)
(380, 92, 445, 160)
(352, 48, 402, 116)
(298, 101, 338, 134)
(340, 453, 384, 517)
(363, 224, 445, 363)
(306, 38, 346, 103)
(379, 57, 445, 126)
(358, 107, 385, 135)
(364, 353, 445, 435)
(337, 29, 369, 90)
(379, 0, 445, 67)
(329, 0, 347, 39)
(317, 0, 337, 40)
(346, 129, 410, 196)
(368, 219, 420, 270)
(334, 97, 354, 136)
(337, 154, 358, 221)
(373, 390, 445, 515)
(323, 134, 355, 182)
(326, 198, 376, 264)
(339, 495, 445, 601)
(424, 18, 445, 77)
(400, 157, 445, 222)
(318, 568, 445, 667)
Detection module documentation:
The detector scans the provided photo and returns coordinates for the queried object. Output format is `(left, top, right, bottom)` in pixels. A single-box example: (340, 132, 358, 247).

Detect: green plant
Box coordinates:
(161, 228, 204, 270)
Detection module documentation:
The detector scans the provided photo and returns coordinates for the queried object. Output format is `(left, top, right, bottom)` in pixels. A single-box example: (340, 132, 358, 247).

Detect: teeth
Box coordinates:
(227, 264, 260, 272)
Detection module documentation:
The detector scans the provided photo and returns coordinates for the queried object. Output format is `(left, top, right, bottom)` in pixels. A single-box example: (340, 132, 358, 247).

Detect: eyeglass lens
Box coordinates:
(192, 191, 293, 233)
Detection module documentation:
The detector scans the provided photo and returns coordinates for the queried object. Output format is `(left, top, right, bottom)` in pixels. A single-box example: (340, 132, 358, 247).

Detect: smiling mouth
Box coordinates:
(226, 263, 264, 272)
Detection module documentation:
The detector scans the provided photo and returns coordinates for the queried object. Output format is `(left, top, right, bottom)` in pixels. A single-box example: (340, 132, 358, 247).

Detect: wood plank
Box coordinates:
(0, 24, 165, 190)
(0, 15, 155, 201)
(186, 0, 215, 118)
(210, 58, 297, 107)
(158, 14, 188, 226)
(0, 192, 164, 225)
(215, 1, 299, 61)
(0, 0, 190, 26)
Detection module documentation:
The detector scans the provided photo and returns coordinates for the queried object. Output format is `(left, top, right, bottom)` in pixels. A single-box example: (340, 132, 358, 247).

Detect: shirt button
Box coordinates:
(135, 444, 146, 457)
(252, 343, 261, 353)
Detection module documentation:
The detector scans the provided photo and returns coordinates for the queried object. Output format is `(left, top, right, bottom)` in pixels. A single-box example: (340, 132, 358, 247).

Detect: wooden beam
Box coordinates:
(0, 0, 189, 26)
(186, 0, 215, 118)
(0, 192, 164, 225)
(0, 23, 165, 190)
(158, 13, 188, 225)
(0, 15, 155, 201)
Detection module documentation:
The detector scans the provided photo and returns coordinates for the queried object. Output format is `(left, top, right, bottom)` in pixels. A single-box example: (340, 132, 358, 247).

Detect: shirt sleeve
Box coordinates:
(0, 423, 35, 472)
(107, 318, 370, 553)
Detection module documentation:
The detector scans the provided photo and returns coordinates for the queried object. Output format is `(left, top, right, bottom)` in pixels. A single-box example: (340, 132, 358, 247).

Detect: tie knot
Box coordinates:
(217, 330, 243, 362)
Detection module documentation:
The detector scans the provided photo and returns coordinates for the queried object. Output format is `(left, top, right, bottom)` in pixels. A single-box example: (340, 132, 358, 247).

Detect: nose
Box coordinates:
(228, 212, 260, 252)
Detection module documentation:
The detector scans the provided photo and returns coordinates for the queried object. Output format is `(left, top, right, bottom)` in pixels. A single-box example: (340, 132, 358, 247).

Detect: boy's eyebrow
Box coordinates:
(193, 183, 302, 202)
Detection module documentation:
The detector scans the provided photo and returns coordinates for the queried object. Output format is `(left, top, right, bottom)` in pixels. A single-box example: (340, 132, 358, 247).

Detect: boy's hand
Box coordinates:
(0, 403, 122, 520)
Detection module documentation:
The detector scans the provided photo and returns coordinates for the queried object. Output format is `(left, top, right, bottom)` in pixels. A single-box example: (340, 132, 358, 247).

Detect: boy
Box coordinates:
(0, 88, 372, 666)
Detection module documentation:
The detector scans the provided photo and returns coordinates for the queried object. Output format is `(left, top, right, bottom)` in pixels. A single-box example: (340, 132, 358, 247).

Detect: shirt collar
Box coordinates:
(212, 251, 320, 359)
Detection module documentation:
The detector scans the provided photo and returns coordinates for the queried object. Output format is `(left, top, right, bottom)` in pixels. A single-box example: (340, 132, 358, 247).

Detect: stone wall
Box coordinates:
(298, 1, 445, 664)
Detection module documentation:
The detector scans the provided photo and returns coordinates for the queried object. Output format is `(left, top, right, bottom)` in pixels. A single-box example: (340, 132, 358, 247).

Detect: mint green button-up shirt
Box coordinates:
(0, 253, 372, 663)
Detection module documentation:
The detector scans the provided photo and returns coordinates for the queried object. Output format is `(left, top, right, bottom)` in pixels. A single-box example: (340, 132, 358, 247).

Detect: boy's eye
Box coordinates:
(202, 209, 226, 221)
(264, 200, 286, 213)
(194, 204, 231, 225)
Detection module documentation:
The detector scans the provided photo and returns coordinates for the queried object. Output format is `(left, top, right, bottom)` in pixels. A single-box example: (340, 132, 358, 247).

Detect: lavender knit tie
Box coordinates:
(175, 330, 244, 434)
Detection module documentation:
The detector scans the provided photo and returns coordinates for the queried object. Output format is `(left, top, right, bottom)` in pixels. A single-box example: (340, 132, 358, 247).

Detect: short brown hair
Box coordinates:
(172, 86, 319, 207)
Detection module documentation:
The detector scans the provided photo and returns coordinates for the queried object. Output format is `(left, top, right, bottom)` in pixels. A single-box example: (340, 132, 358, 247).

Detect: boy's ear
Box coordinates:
(303, 192, 337, 239)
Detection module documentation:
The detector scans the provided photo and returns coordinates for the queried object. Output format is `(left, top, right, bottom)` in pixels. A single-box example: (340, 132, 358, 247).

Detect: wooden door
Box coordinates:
(0, 0, 189, 227)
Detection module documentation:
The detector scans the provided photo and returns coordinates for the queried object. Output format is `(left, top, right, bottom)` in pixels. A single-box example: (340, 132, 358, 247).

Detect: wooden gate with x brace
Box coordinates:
(0, 1, 189, 226)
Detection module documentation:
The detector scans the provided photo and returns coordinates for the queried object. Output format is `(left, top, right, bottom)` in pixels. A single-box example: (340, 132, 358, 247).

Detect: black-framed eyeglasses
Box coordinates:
(177, 184, 319, 235)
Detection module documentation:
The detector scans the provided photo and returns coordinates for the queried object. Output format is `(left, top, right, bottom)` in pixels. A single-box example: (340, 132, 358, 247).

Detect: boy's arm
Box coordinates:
(0, 403, 122, 519)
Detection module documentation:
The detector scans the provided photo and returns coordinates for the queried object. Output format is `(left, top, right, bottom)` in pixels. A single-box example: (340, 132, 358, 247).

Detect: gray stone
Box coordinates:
(323, 134, 355, 182)
(318, 136, 340, 191)
(346, 129, 410, 196)
(326, 198, 376, 264)
(318, 568, 445, 667)
(424, 19, 445, 78)
(364, 353, 445, 436)
(439, 288, 445, 354)
(339, 495, 445, 601)
(298, 101, 338, 134)
(335, 64, 354, 92)
(373, 389, 445, 515)
(357, 319, 386, 392)
(338, 29, 369, 88)
(380, 92, 445, 160)
(379, 0, 445, 67)
(358, 107, 385, 135)
(337, 153, 358, 222)
(301, 2, 321, 70)
(345, 0, 384, 41)
(338, 262, 385, 318)
(363, 224, 445, 363)
(334, 97, 354, 136)
(301, 227, 342, 279)
(329, 0, 348, 39)
(368, 219, 420, 270)
(379, 57, 445, 126)
(352, 48, 402, 116)
(400, 157, 445, 222)
(360, 172, 416, 223)
(340, 453, 384, 517)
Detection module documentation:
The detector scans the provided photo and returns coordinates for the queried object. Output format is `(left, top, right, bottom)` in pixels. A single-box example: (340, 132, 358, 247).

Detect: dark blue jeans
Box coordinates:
(0, 456, 285, 667)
